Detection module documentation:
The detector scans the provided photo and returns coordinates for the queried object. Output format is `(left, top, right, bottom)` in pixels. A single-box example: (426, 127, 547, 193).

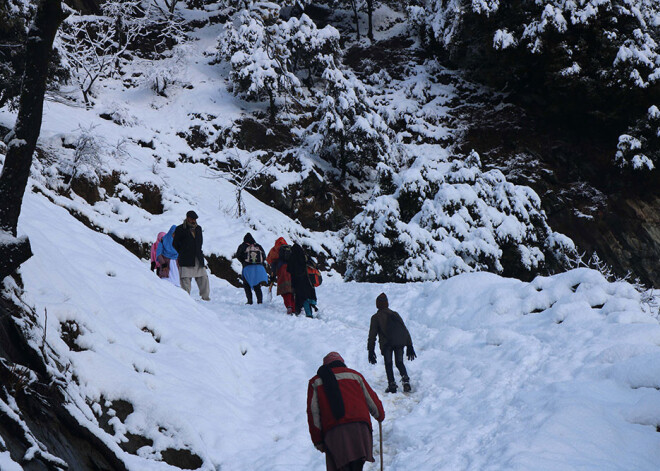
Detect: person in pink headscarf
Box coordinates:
(150, 232, 166, 275)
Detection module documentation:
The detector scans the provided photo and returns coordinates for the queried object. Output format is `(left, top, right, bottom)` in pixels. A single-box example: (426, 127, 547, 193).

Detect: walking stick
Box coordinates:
(379, 420, 384, 471)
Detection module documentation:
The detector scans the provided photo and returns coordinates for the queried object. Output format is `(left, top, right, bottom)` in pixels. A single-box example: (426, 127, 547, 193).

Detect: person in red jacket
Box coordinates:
(307, 352, 385, 471)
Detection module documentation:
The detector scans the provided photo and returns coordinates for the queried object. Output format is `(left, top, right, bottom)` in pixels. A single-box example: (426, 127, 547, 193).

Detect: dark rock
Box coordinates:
(120, 432, 153, 455)
(137, 140, 155, 149)
(70, 174, 101, 204)
(60, 320, 85, 352)
(161, 447, 203, 470)
(130, 182, 164, 215)
(99, 170, 121, 196)
(0, 236, 32, 282)
(234, 119, 293, 153)
(206, 253, 242, 287)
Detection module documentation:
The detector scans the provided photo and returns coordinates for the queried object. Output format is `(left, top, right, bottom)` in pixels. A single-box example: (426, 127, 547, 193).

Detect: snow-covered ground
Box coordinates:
(5, 188, 660, 470)
(1, 5, 659, 470)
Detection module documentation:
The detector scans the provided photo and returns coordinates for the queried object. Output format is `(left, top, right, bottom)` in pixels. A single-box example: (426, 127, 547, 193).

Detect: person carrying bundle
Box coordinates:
(266, 237, 295, 314)
(287, 243, 318, 317)
(235, 233, 268, 305)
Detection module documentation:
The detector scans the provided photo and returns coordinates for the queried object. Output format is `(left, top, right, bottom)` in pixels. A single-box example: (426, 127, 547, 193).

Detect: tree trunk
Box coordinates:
(367, 0, 374, 41)
(268, 89, 276, 124)
(0, 0, 65, 236)
(352, 0, 360, 40)
(0, 0, 65, 279)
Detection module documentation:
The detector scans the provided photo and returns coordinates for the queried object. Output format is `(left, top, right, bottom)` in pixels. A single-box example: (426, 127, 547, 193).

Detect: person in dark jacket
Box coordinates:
(234, 233, 268, 304)
(307, 352, 384, 471)
(287, 243, 317, 317)
(173, 210, 210, 301)
(368, 293, 416, 393)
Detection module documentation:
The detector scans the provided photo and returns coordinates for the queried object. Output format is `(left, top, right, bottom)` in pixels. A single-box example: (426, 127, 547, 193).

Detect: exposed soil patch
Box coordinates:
(344, 35, 417, 80)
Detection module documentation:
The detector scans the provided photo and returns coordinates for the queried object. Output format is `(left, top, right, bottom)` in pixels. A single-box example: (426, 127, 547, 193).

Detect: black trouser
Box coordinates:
(382, 345, 408, 386)
(340, 460, 364, 471)
(242, 276, 262, 304)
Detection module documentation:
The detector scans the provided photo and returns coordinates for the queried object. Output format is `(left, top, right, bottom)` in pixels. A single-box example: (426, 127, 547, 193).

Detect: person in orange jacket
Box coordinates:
(266, 237, 295, 313)
(307, 352, 385, 471)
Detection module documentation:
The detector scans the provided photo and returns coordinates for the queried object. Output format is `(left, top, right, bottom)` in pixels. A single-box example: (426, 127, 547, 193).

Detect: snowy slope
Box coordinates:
(0, 6, 659, 470)
(8, 189, 660, 470)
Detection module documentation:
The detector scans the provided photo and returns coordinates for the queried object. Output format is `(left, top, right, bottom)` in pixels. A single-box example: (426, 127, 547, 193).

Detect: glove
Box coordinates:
(407, 345, 417, 361)
(150, 261, 156, 271)
(368, 351, 377, 364)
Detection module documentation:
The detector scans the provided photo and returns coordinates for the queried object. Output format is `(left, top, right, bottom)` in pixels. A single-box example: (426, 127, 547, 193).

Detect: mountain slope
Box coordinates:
(5, 189, 659, 470)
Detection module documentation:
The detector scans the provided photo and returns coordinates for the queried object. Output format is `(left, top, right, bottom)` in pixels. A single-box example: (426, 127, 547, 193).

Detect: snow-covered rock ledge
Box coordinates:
(0, 231, 31, 281)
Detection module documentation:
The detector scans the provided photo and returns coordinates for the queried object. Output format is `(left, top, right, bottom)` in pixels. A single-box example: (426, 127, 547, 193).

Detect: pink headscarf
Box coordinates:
(150, 232, 167, 265)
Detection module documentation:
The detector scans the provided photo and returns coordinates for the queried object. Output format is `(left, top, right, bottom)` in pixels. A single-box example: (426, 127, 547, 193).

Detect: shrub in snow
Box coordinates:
(343, 151, 574, 282)
(140, 44, 190, 95)
(60, 125, 105, 190)
(615, 105, 660, 170)
(58, 1, 145, 104)
(58, 125, 127, 192)
(141, 0, 187, 53)
(307, 66, 393, 180)
(408, 0, 660, 170)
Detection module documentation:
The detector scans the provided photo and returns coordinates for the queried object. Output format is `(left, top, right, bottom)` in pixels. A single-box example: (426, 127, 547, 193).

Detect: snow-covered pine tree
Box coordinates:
(308, 66, 392, 180)
(218, 7, 301, 123)
(281, 14, 340, 87)
(408, 0, 660, 170)
(615, 105, 660, 170)
(217, 6, 340, 122)
(344, 150, 574, 282)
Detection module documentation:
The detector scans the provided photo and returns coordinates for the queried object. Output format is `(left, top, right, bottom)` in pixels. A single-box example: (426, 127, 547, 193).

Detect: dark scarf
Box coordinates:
(317, 360, 346, 420)
(185, 220, 198, 237)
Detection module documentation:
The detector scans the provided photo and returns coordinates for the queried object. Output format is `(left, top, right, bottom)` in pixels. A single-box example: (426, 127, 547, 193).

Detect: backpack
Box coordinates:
(305, 255, 322, 287)
(244, 243, 264, 264)
(279, 244, 292, 263)
(307, 265, 322, 287)
(386, 312, 409, 348)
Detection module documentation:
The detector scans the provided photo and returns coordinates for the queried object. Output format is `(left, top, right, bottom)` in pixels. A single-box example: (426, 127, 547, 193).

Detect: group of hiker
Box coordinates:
(307, 292, 417, 470)
(149, 211, 321, 317)
(150, 210, 210, 301)
(151, 211, 417, 470)
(236, 233, 320, 317)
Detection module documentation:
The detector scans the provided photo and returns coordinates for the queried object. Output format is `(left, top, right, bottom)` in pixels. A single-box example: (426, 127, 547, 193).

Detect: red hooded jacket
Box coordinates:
(306, 366, 385, 445)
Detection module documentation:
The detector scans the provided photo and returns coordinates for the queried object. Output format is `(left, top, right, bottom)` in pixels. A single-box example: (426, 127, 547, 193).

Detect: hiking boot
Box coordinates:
(403, 382, 411, 393)
(246, 300, 253, 305)
(286, 307, 294, 315)
(385, 383, 397, 394)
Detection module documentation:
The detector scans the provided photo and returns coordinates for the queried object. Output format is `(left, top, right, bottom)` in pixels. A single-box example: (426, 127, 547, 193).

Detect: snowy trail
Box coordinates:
(13, 191, 660, 471)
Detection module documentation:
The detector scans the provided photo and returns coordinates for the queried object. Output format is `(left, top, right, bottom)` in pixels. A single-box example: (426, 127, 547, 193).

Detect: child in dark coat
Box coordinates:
(367, 293, 416, 393)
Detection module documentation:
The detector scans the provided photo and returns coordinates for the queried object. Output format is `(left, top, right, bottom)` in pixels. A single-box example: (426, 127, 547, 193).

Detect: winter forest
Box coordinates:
(0, 0, 659, 468)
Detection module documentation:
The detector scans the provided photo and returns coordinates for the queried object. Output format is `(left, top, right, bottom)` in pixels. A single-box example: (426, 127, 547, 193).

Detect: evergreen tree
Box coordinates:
(309, 66, 391, 180)
(344, 151, 574, 282)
